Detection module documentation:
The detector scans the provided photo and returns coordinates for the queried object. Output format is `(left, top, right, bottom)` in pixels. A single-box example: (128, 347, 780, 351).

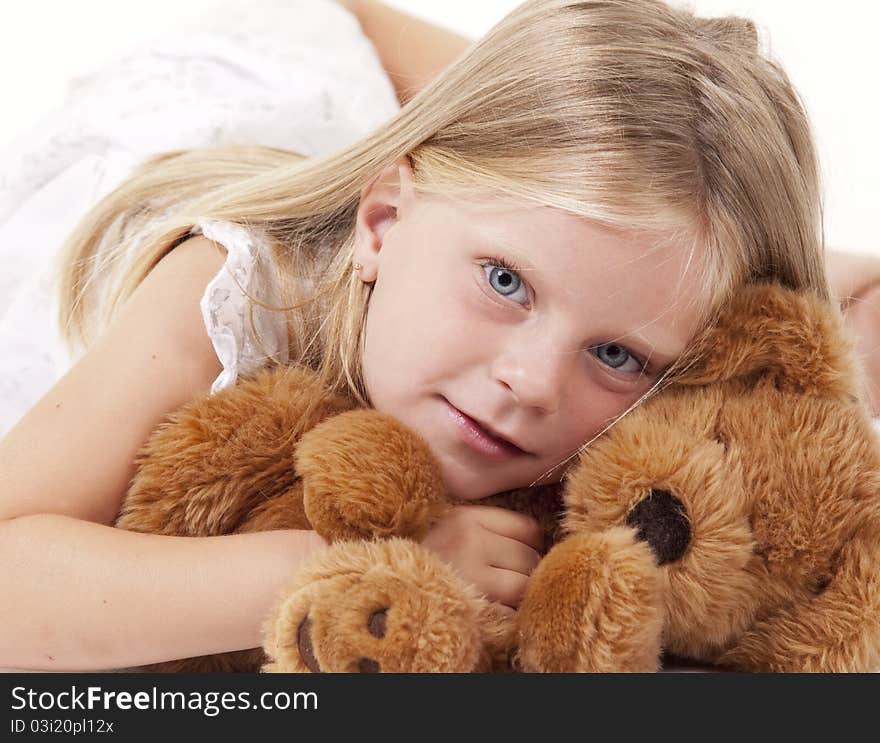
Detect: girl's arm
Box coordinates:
(341, 0, 472, 104)
(826, 248, 880, 308)
(0, 515, 322, 670)
(826, 248, 880, 414)
(0, 237, 324, 669)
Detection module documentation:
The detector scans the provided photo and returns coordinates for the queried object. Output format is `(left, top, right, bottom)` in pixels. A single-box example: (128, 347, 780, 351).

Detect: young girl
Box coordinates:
(0, 0, 875, 671)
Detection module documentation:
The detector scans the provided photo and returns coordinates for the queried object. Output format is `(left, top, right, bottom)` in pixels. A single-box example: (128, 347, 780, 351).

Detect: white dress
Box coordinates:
(0, 0, 399, 437)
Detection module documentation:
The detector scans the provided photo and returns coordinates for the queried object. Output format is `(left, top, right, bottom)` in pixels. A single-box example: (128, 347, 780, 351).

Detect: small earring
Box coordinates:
(353, 262, 363, 272)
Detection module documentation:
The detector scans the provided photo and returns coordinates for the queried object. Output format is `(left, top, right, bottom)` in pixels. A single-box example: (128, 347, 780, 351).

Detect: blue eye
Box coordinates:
(479, 256, 649, 379)
(591, 343, 647, 375)
(481, 256, 529, 306)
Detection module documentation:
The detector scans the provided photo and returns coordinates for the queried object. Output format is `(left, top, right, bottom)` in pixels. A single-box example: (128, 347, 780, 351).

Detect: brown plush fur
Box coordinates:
(116, 362, 560, 672)
(514, 283, 880, 672)
(116, 282, 880, 672)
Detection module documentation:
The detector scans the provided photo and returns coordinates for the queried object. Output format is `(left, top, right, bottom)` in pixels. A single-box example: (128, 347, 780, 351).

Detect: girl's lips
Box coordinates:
(444, 399, 525, 460)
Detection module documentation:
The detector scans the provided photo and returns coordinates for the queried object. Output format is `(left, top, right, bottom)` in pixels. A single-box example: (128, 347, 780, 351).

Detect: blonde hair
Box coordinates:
(56, 0, 827, 440)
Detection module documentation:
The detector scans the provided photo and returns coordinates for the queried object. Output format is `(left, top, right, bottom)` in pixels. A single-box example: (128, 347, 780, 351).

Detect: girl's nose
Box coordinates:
(490, 339, 575, 414)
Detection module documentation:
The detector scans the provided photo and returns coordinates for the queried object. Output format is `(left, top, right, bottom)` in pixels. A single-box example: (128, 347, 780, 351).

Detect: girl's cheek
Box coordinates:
(583, 354, 655, 397)
(461, 297, 512, 346)
(456, 282, 492, 322)
(464, 274, 518, 324)
(568, 375, 620, 424)
(586, 368, 636, 395)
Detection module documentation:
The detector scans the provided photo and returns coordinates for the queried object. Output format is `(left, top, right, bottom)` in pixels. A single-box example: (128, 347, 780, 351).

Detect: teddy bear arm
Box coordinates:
(236, 481, 309, 533)
(717, 529, 880, 672)
(118, 365, 356, 536)
(515, 527, 665, 672)
(294, 409, 450, 542)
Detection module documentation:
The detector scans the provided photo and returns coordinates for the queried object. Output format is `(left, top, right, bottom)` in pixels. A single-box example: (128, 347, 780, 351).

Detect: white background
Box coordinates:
(1, 0, 877, 252)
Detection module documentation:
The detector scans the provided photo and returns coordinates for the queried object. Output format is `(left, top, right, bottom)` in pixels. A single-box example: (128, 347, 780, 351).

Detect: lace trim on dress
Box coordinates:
(191, 219, 289, 394)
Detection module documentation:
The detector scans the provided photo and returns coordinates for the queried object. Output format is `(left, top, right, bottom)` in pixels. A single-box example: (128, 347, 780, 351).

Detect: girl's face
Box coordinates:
(354, 163, 708, 501)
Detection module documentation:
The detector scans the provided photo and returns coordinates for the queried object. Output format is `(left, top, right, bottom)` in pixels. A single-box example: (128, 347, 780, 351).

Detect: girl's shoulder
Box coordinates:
(189, 219, 294, 395)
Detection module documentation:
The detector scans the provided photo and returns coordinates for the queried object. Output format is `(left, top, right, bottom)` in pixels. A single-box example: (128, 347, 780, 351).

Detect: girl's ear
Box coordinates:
(353, 157, 415, 282)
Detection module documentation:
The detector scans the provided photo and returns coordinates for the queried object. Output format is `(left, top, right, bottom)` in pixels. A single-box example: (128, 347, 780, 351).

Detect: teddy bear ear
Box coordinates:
(670, 281, 862, 401)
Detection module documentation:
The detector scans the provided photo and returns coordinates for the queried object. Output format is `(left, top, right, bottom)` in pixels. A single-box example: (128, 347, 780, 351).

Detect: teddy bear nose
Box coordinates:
(625, 489, 691, 565)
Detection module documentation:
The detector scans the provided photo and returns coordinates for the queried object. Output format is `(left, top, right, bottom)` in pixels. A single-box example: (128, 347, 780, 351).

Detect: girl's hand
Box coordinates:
(827, 248, 880, 415)
(841, 281, 880, 415)
(420, 505, 543, 610)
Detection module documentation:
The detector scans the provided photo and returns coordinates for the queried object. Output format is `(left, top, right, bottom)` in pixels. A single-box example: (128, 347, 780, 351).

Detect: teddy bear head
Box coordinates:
(557, 283, 880, 671)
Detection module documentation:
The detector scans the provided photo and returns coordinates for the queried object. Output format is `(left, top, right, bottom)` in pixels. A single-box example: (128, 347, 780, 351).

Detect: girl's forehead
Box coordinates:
(415, 191, 690, 250)
(419, 193, 698, 274)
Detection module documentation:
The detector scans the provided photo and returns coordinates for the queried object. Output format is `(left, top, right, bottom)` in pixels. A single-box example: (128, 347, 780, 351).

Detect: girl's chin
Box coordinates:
(436, 452, 539, 501)
(441, 471, 515, 502)
(438, 470, 494, 502)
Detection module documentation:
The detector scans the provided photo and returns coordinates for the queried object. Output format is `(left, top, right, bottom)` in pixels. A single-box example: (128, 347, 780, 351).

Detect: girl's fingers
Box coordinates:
(469, 505, 544, 551)
(487, 534, 542, 576)
(485, 566, 531, 608)
(491, 602, 517, 620)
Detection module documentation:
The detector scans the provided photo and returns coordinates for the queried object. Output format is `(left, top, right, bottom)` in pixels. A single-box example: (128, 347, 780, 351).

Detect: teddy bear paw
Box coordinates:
(294, 410, 448, 542)
(261, 538, 486, 673)
(515, 528, 664, 672)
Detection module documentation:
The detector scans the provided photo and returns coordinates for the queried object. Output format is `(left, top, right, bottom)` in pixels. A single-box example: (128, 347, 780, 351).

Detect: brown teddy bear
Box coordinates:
(116, 281, 880, 673)
(115, 359, 563, 673)
(515, 282, 880, 672)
